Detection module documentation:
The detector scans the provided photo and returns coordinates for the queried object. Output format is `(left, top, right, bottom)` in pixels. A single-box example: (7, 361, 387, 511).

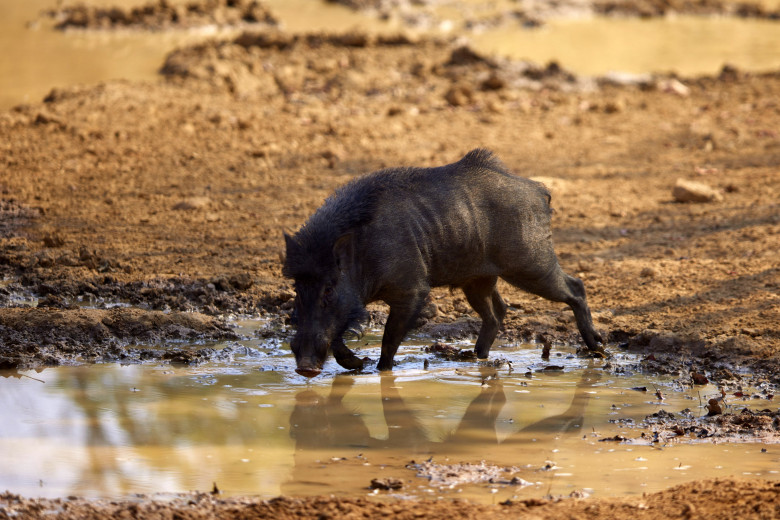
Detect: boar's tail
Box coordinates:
(460, 148, 508, 173)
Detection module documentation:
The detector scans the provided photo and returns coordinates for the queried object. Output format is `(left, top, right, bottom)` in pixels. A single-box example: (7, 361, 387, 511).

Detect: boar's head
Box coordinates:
(283, 232, 365, 377)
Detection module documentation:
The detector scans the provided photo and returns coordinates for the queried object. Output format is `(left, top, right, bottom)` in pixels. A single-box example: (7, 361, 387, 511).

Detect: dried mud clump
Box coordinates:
(160, 31, 588, 103)
(47, 0, 278, 31)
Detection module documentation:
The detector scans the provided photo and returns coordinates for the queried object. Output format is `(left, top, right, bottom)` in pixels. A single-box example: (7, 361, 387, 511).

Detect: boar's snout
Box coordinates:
(295, 367, 322, 378)
(295, 357, 323, 378)
(291, 331, 328, 378)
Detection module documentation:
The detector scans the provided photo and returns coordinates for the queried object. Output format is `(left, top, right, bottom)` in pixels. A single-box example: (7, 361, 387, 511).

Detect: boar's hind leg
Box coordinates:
(462, 277, 506, 359)
(505, 266, 603, 351)
(377, 292, 430, 371)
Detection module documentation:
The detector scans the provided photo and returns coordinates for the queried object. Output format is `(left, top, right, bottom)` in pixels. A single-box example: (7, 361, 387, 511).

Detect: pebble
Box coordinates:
(672, 178, 723, 203)
(658, 78, 690, 97)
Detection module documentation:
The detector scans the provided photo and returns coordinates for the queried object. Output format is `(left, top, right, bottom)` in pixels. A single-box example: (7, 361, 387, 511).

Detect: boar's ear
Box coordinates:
(332, 233, 354, 273)
(283, 232, 296, 252)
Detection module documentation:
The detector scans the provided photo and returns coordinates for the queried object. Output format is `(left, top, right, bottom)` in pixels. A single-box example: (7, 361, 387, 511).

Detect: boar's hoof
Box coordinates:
(295, 366, 322, 378)
(332, 339, 367, 371)
(578, 344, 610, 359)
(333, 350, 368, 371)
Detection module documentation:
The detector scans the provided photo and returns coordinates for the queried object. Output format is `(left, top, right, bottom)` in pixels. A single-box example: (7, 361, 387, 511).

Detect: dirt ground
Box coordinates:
(1, 478, 779, 519)
(1, 0, 780, 517)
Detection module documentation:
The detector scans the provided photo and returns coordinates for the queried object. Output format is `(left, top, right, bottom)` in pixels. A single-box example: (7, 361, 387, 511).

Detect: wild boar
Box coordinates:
(283, 149, 603, 377)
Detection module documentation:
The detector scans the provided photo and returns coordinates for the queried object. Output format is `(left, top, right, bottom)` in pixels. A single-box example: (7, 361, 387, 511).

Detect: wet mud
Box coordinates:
(2, 0, 780, 517)
(0, 307, 237, 370)
(2, 478, 780, 519)
(638, 407, 780, 443)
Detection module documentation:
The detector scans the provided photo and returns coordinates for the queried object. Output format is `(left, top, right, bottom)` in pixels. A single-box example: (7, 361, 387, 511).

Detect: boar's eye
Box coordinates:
(322, 285, 335, 306)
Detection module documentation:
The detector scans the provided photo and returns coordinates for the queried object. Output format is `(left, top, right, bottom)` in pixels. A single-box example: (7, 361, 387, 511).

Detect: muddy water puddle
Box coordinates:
(1, 319, 778, 502)
(2, 0, 780, 108)
(471, 16, 780, 77)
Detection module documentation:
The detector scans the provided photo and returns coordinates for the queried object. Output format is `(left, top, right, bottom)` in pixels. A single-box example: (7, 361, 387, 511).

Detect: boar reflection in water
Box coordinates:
(283, 149, 604, 377)
(284, 369, 601, 494)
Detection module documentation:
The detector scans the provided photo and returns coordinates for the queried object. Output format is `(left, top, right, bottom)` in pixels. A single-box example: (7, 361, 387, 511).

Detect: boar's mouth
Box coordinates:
(294, 350, 326, 378)
(295, 366, 322, 378)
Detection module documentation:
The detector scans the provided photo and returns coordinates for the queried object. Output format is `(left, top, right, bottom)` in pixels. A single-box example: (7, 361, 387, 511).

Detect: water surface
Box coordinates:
(2, 323, 778, 502)
(1, 0, 779, 108)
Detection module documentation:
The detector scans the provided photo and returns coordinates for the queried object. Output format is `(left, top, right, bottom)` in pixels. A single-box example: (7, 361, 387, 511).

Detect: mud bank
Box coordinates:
(0, 307, 237, 369)
(2, 477, 779, 519)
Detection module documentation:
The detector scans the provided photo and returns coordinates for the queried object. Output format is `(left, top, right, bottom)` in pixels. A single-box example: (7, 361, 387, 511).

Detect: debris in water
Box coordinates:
(370, 478, 403, 490)
(599, 435, 628, 442)
(408, 460, 526, 488)
(541, 339, 551, 360)
(706, 399, 723, 416)
(691, 372, 709, 385)
(424, 342, 477, 361)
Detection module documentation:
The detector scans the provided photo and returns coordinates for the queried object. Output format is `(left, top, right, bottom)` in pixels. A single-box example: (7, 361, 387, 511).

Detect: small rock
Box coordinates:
(640, 267, 657, 278)
(658, 78, 690, 97)
(672, 179, 723, 203)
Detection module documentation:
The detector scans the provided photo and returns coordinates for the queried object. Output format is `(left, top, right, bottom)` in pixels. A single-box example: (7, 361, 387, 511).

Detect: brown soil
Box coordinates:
(2, 478, 780, 519)
(1, 4, 780, 517)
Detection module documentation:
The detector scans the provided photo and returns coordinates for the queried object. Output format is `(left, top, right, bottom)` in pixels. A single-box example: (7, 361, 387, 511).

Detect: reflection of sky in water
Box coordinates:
(1, 325, 779, 502)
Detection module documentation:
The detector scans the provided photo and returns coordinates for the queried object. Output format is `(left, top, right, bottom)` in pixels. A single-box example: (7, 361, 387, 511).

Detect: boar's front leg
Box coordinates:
(377, 291, 429, 371)
(332, 338, 367, 371)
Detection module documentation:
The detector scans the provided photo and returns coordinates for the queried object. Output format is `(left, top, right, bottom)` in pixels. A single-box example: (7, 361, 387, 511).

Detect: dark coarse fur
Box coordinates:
(283, 148, 603, 376)
(284, 149, 522, 279)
